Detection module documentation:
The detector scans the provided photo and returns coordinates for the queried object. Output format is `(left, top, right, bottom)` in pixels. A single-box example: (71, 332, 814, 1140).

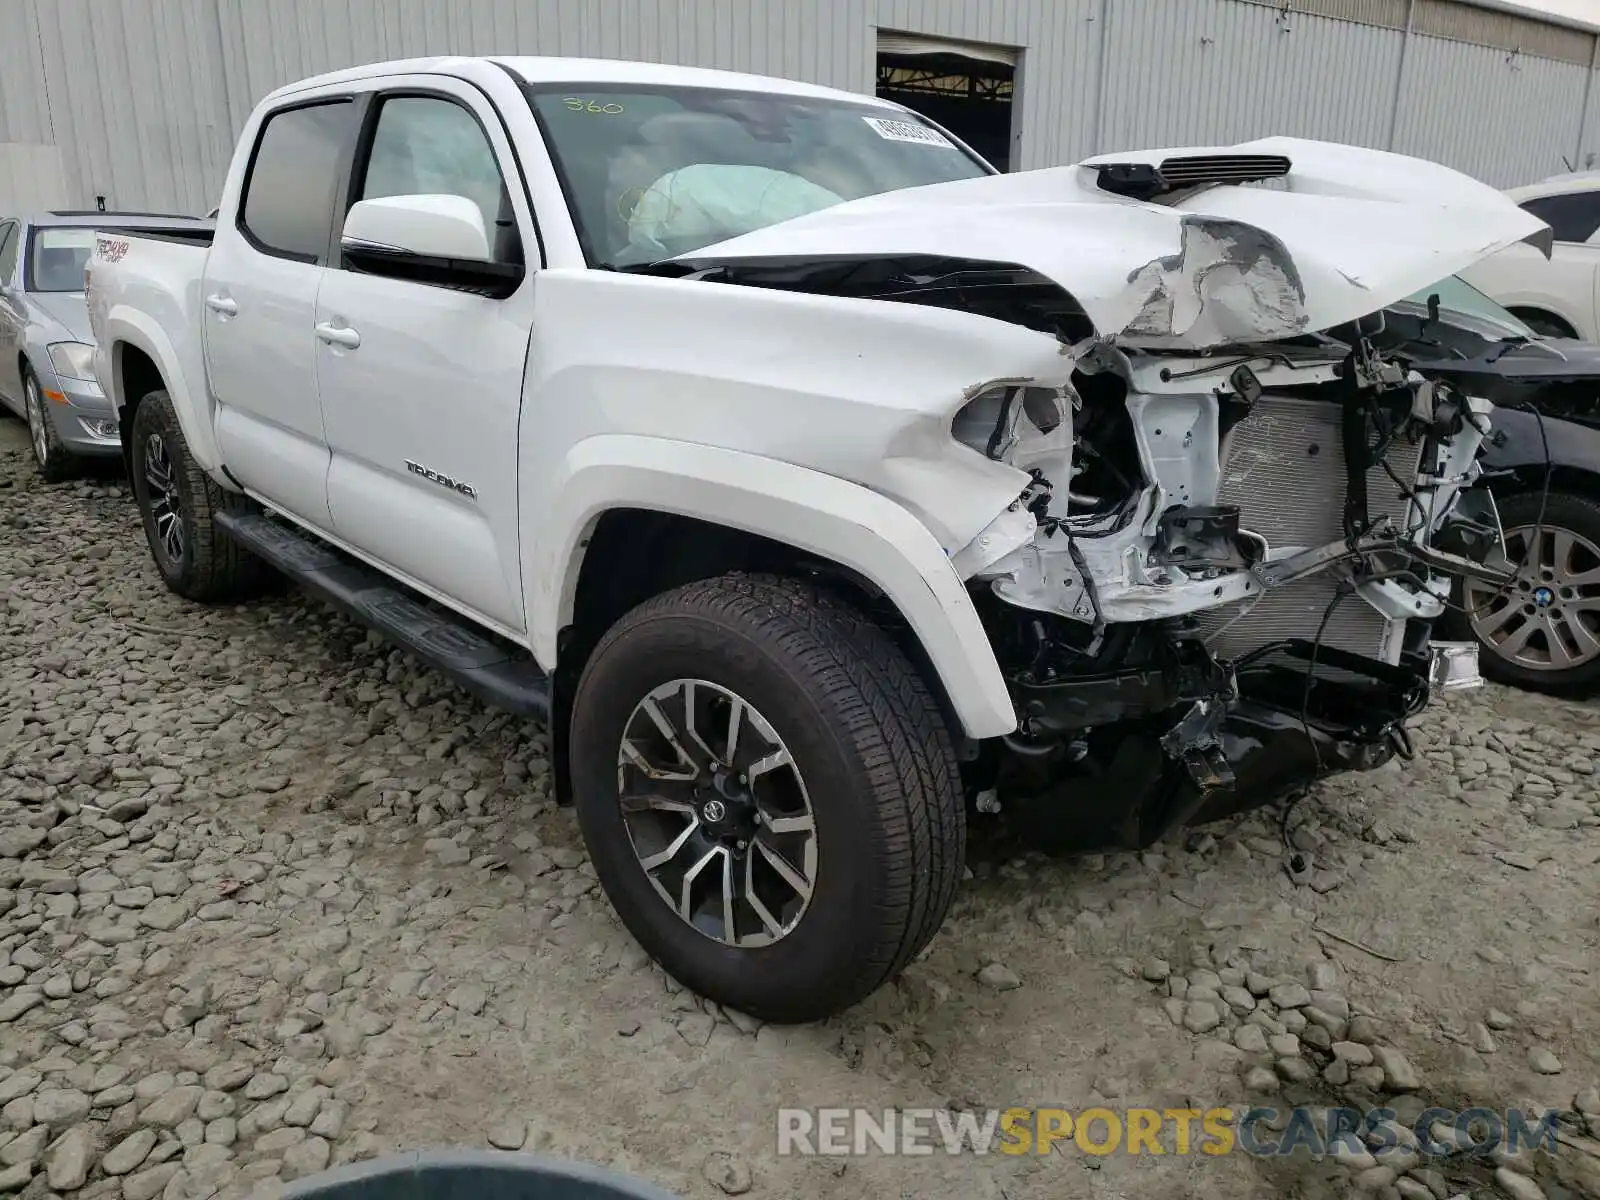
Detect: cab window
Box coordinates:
(239, 99, 358, 262)
(354, 95, 522, 266)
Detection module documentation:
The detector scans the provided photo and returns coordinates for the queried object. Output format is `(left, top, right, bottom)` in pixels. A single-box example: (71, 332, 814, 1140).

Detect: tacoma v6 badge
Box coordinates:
(405, 459, 478, 500)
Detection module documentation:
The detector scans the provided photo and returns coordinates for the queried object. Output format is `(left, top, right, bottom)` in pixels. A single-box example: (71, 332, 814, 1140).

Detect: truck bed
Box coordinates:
(98, 224, 215, 248)
(85, 228, 216, 463)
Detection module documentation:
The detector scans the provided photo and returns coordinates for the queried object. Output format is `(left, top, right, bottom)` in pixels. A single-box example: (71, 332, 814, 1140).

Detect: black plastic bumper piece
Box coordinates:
(1165, 639, 1429, 833)
(216, 511, 551, 724)
(1007, 638, 1429, 853)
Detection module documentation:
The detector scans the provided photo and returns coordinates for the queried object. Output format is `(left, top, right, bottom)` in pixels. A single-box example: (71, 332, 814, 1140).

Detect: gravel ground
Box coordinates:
(1, 416, 1598, 1200)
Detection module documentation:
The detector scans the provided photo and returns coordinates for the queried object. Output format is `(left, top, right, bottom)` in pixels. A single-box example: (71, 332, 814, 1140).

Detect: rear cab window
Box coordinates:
(239, 99, 358, 262)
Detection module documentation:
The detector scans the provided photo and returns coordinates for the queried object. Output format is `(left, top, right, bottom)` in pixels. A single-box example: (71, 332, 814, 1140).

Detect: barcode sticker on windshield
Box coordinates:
(863, 116, 954, 147)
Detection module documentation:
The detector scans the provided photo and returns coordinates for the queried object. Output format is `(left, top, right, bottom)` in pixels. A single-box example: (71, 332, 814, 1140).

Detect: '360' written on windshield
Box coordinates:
(522, 85, 994, 270)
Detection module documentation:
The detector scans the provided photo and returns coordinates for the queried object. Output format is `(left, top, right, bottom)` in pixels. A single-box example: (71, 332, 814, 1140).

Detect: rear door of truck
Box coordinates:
(201, 93, 361, 528)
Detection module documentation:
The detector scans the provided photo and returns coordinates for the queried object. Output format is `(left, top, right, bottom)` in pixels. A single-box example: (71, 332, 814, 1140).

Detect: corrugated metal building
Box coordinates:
(3, 0, 1599, 215)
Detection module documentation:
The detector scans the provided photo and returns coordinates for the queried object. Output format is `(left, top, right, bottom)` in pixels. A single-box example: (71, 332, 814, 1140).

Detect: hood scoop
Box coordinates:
(1094, 154, 1293, 201)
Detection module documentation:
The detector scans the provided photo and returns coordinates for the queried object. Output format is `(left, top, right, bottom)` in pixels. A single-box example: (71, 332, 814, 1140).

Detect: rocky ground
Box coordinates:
(1, 417, 1598, 1200)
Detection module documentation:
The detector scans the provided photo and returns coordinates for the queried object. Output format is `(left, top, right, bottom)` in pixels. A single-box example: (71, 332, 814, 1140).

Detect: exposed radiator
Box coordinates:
(1191, 395, 1422, 663)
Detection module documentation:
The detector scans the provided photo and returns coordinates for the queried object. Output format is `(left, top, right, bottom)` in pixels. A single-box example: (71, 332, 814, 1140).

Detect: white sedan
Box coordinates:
(1461, 169, 1600, 340)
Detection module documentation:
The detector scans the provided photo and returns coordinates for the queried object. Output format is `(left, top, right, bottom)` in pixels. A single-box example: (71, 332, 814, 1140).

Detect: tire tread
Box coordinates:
(581, 572, 965, 1019)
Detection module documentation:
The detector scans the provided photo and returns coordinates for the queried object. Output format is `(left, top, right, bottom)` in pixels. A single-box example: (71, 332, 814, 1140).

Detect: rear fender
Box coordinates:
(530, 434, 1018, 741)
(102, 306, 224, 479)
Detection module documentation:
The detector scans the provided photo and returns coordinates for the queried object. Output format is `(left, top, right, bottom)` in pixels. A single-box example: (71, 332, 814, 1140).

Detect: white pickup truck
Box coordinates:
(86, 54, 1545, 1023)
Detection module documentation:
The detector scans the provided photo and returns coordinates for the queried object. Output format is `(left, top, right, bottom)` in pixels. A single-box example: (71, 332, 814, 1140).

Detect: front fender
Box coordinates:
(1482, 404, 1600, 478)
(100, 305, 223, 477)
(529, 434, 1018, 741)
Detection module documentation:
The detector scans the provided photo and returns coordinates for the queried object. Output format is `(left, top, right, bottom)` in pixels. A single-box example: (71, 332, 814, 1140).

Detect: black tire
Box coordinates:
(1509, 308, 1578, 340)
(1445, 490, 1600, 693)
(23, 367, 77, 484)
(128, 388, 270, 603)
(569, 573, 965, 1024)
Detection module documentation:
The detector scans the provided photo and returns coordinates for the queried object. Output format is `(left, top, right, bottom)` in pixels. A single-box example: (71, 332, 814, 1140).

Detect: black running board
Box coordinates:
(216, 511, 552, 724)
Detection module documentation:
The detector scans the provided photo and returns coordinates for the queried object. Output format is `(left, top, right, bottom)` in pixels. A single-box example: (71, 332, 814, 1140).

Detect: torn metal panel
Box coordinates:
(1120, 216, 1310, 349)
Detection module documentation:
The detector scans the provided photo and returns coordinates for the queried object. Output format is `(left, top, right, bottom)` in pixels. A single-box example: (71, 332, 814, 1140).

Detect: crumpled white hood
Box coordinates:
(678, 136, 1551, 351)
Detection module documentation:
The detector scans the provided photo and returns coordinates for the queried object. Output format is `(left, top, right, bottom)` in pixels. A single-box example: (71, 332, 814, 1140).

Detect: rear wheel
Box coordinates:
(128, 388, 270, 602)
(569, 574, 965, 1023)
(24, 369, 76, 483)
(1454, 491, 1600, 692)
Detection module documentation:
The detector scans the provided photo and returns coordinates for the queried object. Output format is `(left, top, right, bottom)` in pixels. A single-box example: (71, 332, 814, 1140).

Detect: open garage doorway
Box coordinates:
(875, 32, 1018, 171)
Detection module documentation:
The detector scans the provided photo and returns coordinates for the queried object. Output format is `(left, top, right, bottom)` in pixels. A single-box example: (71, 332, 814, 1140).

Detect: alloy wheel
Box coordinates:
(143, 432, 186, 566)
(1465, 523, 1600, 672)
(25, 378, 49, 467)
(615, 678, 817, 948)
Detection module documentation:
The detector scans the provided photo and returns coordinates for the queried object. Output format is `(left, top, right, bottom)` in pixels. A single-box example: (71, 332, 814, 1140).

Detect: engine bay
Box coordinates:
(945, 329, 1504, 851)
(952, 337, 1494, 636)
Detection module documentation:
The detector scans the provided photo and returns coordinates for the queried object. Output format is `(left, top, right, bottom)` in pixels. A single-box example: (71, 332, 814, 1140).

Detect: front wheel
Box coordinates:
(128, 388, 270, 603)
(1509, 309, 1578, 340)
(569, 574, 965, 1024)
(1452, 491, 1600, 692)
(24, 370, 76, 483)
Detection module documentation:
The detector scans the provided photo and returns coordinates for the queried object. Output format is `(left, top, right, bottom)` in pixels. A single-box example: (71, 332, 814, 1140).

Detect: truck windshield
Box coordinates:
(524, 85, 994, 269)
(27, 226, 99, 293)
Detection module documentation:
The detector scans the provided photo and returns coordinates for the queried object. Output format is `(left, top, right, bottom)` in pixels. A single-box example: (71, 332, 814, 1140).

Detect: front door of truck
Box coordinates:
(203, 96, 359, 528)
(311, 80, 536, 636)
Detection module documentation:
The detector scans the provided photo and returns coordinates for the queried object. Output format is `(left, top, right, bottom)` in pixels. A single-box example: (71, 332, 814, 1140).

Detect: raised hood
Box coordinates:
(676, 136, 1552, 351)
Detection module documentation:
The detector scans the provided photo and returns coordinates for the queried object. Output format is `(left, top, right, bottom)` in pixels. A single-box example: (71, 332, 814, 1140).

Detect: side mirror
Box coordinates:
(343, 194, 491, 260)
(340, 194, 521, 298)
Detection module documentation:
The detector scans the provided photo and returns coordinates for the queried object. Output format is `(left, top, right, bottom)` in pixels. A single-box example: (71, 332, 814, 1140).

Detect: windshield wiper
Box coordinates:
(597, 259, 697, 277)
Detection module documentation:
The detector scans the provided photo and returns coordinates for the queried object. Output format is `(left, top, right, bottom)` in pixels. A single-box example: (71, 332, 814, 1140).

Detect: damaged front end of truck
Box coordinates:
(950, 335, 1502, 853)
(673, 136, 1551, 851)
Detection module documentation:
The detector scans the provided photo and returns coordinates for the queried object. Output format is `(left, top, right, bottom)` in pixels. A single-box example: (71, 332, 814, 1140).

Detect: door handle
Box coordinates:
(205, 294, 237, 316)
(315, 321, 361, 349)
